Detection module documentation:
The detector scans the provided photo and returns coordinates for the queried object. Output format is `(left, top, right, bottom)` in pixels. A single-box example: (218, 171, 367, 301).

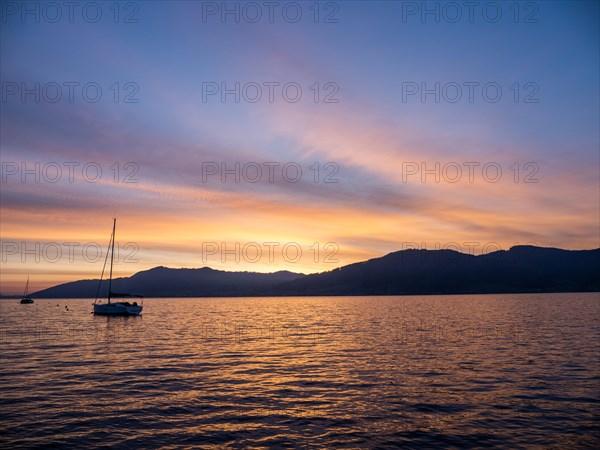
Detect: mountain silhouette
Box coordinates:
(31, 246, 600, 298)
(276, 246, 600, 295)
(32, 267, 303, 298)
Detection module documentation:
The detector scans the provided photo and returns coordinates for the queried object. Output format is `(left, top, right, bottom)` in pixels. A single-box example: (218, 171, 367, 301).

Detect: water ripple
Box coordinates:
(1, 293, 599, 448)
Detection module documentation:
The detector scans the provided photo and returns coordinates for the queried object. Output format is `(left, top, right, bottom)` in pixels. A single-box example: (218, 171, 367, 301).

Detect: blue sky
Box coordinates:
(1, 1, 598, 293)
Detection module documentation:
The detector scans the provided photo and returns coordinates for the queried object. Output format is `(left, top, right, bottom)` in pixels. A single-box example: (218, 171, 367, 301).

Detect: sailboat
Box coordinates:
(20, 276, 34, 304)
(93, 219, 143, 316)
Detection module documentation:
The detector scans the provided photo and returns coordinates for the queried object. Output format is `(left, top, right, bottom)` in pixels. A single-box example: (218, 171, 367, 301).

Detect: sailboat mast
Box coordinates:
(23, 276, 29, 297)
(107, 218, 116, 303)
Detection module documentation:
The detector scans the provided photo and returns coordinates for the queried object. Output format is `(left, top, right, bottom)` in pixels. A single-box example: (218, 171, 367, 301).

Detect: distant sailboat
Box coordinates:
(20, 276, 34, 304)
(93, 219, 143, 316)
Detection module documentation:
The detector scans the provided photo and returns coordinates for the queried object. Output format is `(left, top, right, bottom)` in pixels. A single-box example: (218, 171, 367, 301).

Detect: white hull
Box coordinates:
(93, 220, 144, 316)
(93, 302, 142, 316)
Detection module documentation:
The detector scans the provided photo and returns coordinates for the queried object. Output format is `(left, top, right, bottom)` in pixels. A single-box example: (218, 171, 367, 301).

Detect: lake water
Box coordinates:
(1, 294, 599, 448)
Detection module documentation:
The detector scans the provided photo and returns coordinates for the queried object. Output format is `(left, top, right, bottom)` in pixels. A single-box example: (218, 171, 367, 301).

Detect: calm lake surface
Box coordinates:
(1, 294, 599, 448)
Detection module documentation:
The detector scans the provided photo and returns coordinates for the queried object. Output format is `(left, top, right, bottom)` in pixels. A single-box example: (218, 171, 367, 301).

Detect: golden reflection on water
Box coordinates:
(1, 293, 599, 447)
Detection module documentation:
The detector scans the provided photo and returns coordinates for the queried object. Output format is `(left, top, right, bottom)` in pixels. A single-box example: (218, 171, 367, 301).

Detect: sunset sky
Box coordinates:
(1, 1, 599, 294)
